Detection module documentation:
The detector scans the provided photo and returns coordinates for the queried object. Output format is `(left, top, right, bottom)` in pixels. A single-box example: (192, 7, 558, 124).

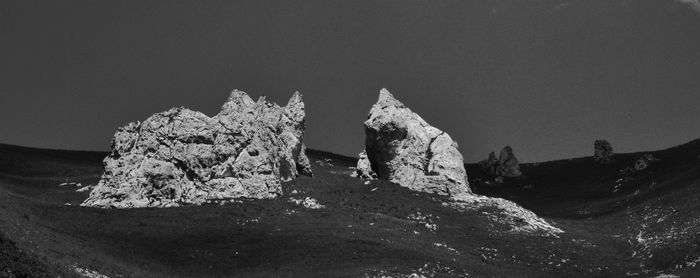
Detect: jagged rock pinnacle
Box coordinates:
(354, 88, 471, 199)
(82, 90, 312, 208)
(376, 88, 405, 108)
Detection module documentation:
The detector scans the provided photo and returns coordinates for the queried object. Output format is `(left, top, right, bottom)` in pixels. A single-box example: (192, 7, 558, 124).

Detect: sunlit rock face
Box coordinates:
(355, 88, 471, 199)
(352, 150, 377, 179)
(594, 140, 614, 164)
(82, 90, 312, 208)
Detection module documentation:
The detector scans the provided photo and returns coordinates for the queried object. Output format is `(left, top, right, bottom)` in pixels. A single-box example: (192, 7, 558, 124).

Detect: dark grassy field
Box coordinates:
(1, 142, 700, 277)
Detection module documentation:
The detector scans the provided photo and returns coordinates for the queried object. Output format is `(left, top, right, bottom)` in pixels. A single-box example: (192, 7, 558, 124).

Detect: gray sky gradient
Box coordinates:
(2, 0, 700, 162)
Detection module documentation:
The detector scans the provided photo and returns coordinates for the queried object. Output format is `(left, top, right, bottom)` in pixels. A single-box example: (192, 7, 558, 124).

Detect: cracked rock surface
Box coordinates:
(355, 88, 471, 199)
(82, 90, 312, 208)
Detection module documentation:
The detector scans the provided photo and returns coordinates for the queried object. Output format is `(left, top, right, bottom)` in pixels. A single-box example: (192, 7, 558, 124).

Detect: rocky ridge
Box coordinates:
(82, 90, 312, 208)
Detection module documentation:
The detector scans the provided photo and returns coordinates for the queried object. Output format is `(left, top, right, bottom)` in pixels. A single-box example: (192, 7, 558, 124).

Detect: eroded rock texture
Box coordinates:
(355, 89, 471, 199)
(594, 140, 614, 164)
(82, 90, 312, 208)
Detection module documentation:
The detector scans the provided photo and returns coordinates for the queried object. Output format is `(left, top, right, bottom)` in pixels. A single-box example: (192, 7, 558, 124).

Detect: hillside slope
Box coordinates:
(1, 143, 700, 277)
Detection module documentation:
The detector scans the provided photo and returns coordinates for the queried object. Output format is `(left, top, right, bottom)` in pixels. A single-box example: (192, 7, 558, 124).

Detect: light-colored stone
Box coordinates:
(356, 88, 470, 199)
(82, 90, 312, 208)
(353, 150, 377, 179)
(444, 195, 564, 237)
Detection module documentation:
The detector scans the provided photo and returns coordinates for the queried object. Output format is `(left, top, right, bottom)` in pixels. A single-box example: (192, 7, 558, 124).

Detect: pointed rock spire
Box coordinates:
(287, 91, 303, 107)
(496, 146, 522, 178)
(354, 88, 471, 199)
(375, 88, 405, 109)
(219, 89, 255, 115)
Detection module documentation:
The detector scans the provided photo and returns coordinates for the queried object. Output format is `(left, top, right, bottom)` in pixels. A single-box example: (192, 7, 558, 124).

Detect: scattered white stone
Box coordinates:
(408, 211, 439, 232)
(235, 218, 260, 226)
(315, 160, 334, 167)
(71, 264, 110, 278)
(76, 185, 94, 193)
(289, 197, 325, 209)
(445, 195, 563, 237)
(59, 182, 82, 187)
(433, 242, 460, 254)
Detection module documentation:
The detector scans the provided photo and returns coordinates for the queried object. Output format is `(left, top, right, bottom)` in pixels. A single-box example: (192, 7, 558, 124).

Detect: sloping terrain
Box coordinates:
(1, 142, 700, 277)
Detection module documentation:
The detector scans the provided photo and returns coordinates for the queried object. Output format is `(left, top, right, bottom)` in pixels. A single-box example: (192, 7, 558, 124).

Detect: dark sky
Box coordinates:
(2, 0, 700, 162)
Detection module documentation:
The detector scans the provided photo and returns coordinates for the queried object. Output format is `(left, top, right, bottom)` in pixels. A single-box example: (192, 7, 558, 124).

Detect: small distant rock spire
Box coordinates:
(496, 146, 522, 178)
(479, 151, 499, 176)
(287, 91, 303, 106)
(593, 140, 614, 164)
(480, 146, 522, 181)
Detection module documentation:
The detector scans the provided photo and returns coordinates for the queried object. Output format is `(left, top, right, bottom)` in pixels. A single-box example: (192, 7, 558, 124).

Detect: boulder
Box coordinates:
(353, 150, 377, 179)
(594, 140, 614, 164)
(496, 146, 522, 178)
(81, 90, 312, 208)
(355, 88, 471, 199)
(634, 153, 657, 171)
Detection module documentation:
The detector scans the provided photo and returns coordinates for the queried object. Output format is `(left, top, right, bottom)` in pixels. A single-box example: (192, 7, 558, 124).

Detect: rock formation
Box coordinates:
(496, 146, 522, 178)
(480, 146, 522, 180)
(82, 90, 312, 208)
(352, 150, 377, 179)
(479, 151, 499, 176)
(354, 88, 471, 199)
(634, 153, 657, 171)
(594, 140, 614, 164)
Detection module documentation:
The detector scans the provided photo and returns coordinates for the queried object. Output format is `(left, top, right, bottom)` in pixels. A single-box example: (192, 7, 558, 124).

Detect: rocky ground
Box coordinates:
(1, 142, 700, 277)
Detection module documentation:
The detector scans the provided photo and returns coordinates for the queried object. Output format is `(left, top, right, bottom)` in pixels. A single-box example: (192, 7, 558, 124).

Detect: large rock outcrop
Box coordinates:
(594, 140, 614, 164)
(82, 90, 312, 208)
(354, 89, 471, 199)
